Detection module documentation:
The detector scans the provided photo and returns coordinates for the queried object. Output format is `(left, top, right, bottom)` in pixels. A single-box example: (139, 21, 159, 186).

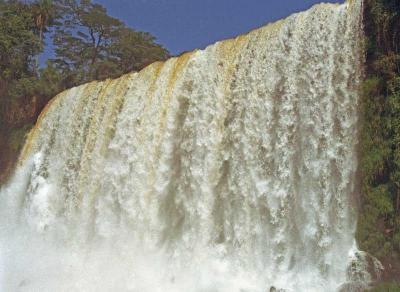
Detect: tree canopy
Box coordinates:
(0, 0, 169, 184)
(0, 0, 169, 127)
(51, 0, 169, 85)
(356, 0, 400, 281)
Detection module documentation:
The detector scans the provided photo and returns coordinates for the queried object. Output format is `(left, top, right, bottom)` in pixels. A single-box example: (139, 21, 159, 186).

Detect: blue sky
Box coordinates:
(41, 0, 344, 63)
(95, 0, 345, 55)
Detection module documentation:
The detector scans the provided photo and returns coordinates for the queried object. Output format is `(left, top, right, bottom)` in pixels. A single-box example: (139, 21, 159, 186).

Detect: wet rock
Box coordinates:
(347, 251, 384, 284)
(268, 286, 285, 292)
(338, 281, 368, 292)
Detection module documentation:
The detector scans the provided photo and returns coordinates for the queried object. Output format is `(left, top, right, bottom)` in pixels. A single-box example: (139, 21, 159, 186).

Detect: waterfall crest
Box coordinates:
(0, 1, 364, 291)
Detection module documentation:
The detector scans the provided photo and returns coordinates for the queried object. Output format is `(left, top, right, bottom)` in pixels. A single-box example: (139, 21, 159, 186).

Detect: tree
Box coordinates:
(32, 0, 57, 70)
(356, 0, 400, 282)
(0, 0, 41, 121)
(51, 0, 169, 84)
(109, 28, 169, 74)
(0, 0, 169, 184)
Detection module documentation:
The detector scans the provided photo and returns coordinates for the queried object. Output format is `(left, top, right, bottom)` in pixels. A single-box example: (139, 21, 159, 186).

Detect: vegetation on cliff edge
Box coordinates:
(356, 0, 400, 283)
(0, 0, 169, 183)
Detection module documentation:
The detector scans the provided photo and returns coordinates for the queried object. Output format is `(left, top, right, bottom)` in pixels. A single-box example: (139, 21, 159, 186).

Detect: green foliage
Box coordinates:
(108, 27, 169, 74)
(371, 282, 400, 292)
(8, 124, 33, 152)
(356, 0, 400, 278)
(0, 0, 169, 123)
(0, 0, 169, 183)
(0, 1, 40, 115)
(51, 0, 169, 84)
(36, 61, 67, 98)
(32, 0, 57, 65)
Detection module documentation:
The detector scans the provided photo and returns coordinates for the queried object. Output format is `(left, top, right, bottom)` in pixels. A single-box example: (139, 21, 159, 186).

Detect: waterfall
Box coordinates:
(0, 1, 364, 291)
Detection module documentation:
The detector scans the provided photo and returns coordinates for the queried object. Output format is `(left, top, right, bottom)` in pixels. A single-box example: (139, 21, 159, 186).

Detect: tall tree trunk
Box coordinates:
(88, 32, 102, 81)
(88, 48, 98, 79)
(35, 24, 43, 73)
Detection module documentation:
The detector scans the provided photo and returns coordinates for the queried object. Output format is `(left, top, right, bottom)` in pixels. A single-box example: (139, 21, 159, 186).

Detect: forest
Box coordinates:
(0, 0, 169, 182)
(356, 0, 400, 287)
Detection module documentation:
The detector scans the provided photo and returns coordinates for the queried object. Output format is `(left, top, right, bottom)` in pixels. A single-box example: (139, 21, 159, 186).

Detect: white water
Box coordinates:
(0, 1, 364, 291)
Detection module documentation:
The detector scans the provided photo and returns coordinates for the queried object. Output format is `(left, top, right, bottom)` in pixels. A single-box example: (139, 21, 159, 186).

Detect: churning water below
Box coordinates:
(0, 1, 366, 291)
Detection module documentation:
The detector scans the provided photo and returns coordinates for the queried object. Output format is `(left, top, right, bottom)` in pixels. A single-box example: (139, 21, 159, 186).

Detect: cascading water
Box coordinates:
(0, 1, 364, 291)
